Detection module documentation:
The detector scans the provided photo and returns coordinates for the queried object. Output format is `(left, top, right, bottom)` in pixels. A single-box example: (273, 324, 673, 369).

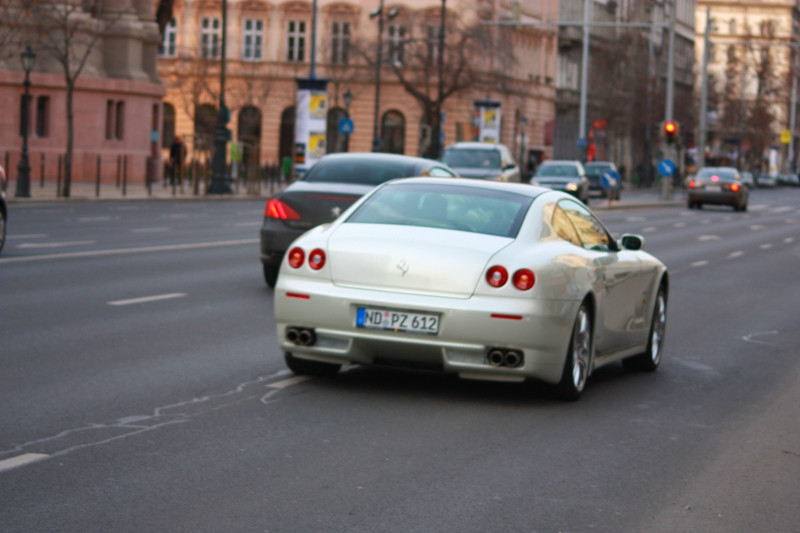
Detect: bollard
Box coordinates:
(95, 154, 101, 197)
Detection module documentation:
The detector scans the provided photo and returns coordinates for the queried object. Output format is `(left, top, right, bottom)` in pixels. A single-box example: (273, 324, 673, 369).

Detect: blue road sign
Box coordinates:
(658, 159, 676, 176)
(339, 118, 354, 135)
(601, 169, 619, 189)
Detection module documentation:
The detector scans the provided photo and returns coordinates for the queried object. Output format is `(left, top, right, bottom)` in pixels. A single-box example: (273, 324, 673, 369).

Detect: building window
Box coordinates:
(115, 101, 125, 140)
(18, 93, 31, 137)
(330, 22, 350, 64)
(287, 20, 306, 62)
(388, 24, 406, 65)
(426, 25, 442, 64)
(243, 18, 263, 61)
(36, 96, 49, 137)
(159, 17, 177, 57)
(106, 100, 115, 140)
(381, 110, 405, 154)
(201, 17, 221, 59)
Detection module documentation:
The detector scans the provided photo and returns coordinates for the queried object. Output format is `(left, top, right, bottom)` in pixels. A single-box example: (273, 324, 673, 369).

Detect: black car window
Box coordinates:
(696, 168, 738, 183)
(302, 158, 420, 186)
(536, 164, 579, 178)
(442, 149, 501, 169)
(559, 199, 613, 251)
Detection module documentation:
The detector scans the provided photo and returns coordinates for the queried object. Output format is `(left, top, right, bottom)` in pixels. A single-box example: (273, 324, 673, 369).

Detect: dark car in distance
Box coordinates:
(259, 153, 458, 287)
(687, 167, 749, 211)
(529, 160, 590, 204)
(584, 161, 622, 200)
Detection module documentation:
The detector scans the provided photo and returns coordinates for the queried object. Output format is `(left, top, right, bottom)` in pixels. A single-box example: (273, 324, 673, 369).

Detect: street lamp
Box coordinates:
(208, 0, 232, 194)
(370, 3, 398, 152)
(343, 88, 353, 152)
(430, 0, 446, 159)
(518, 116, 527, 180)
(16, 45, 35, 198)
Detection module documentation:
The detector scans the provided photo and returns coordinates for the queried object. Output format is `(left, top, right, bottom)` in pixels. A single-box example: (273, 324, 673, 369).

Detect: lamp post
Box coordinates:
(208, 0, 232, 194)
(518, 116, 527, 181)
(370, 3, 398, 152)
(430, 0, 446, 160)
(343, 88, 353, 152)
(16, 46, 35, 198)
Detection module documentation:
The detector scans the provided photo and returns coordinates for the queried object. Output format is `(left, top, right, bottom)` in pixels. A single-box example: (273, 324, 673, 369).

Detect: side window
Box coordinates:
(560, 199, 612, 251)
(552, 204, 582, 246)
(429, 166, 456, 177)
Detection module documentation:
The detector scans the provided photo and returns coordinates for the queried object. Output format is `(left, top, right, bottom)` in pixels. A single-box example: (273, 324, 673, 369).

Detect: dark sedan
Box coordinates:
(687, 167, 749, 211)
(260, 153, 458, 287)
(584, 161, 622, 200)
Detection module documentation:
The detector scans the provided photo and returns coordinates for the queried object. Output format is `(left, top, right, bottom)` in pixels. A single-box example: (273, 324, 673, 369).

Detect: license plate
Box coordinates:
(704, 185, 720, 191)
(356, 307, 440, 335)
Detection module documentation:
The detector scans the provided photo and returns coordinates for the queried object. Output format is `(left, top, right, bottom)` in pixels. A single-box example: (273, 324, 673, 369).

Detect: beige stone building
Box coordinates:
(695, 0, 800, 171)
(157, 0, 559, 178)
(0, 1, 165, 190)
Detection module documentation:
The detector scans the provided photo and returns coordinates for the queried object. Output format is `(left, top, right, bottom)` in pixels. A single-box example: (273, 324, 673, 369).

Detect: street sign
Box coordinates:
(339, 118, 354, 135)
(781, 129, 791, 144)
(658, 159, 676, 176)
(601, 169, 619, 189)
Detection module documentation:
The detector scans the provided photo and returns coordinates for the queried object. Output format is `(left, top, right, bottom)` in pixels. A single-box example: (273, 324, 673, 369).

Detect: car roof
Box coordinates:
(540, 160, 583, 166)
(385, 176, 550, 198)
(444, 142, 509, 151)
(316, 152, 445, 167)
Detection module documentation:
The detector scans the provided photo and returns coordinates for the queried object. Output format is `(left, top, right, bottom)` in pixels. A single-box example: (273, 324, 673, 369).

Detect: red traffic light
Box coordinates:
(664, 121, 677, 134)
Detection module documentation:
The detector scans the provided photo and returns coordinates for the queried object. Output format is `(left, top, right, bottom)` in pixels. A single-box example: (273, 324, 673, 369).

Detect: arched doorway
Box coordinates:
(327, 107, 349, 153)
(194, 103, 217, 159)
(381, 110, 405, 154)
(238, 105, 262, 184)
(279, 106, 295, 171)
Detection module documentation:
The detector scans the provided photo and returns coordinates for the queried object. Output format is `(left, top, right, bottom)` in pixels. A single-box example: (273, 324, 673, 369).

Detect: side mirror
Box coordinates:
(619, 234, 644, 251)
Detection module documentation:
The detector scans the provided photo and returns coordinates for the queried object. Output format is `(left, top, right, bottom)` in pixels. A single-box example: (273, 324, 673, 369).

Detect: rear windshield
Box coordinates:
(442, 149, 501, 169)
(535, 164, 579, 178)
(302, 158, 422, 186)
(584, 165, 612, 177)
(696, 168, 738, 183)
(346, 183, 533, 238)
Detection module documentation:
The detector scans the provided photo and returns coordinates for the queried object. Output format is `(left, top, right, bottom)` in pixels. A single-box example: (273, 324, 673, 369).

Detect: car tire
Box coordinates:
(263, 264, 279, 288)
(557, 303, 592, 401)
(284, 352, 341, 376)
(623, 286, 667, 372)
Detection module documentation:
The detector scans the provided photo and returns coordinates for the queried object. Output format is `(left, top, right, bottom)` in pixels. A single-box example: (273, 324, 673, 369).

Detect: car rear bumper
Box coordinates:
(260, 220, 306, 266)
(274, 277, 579, 384)
(688, 191, 746, 206)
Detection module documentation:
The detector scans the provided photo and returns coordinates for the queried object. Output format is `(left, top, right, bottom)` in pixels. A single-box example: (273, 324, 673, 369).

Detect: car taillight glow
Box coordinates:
(688, 181, 696, 189)
(513, 269, 535, 290)
(265, 198, 301, 220)
(308, 249, 326, 270)
(288, 247, 305, 268)
(486, 266, 509, 288)
(730, 183, 740, 192)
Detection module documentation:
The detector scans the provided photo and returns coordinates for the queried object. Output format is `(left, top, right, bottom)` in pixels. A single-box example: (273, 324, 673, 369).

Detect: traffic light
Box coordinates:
(663, 121, 679, 144)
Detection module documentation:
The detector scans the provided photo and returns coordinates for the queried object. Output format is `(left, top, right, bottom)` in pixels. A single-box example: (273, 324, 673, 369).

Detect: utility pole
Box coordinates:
(578, 0, 591, 162)
(698, 6, 712, 170)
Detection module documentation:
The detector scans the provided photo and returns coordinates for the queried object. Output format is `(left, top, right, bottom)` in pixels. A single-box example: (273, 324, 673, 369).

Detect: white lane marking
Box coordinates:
(7, 233, 47, 239)
(772, 206, 794, 214)
(785, 237, 795, 244)
(786, 218, 797, 225)
(234, 222, 262, 227)
(727, 251, 744, 259)
(698, 235, 719, 241)
(0, 238, 259, 264)
(760, 243, 773, 249)
(108, 293, 186, 306)
(626, 216, 646, 222)
(268, 376, 312, 389)
(692, 260, 709, 267)
(643, 226, 656, 232)
(742, 330, 779, 345)
(17, 240, 95, 249)
(674, 222, 686, 228)
(0, 453, 49, 472)
(750, 225, 765, 231)
(77, 216, 112, 222)
(130, 227, 169, 233)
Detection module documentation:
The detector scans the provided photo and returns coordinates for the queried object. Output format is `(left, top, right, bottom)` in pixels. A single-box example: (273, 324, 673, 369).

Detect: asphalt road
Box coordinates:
(1, 190, 798, 533)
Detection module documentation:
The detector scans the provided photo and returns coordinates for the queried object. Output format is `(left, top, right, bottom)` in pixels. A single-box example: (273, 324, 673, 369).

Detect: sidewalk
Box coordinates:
(5, 178, 686, 209)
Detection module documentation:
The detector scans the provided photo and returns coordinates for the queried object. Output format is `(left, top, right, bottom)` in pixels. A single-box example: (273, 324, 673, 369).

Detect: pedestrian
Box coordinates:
(169, 136, 184, 186)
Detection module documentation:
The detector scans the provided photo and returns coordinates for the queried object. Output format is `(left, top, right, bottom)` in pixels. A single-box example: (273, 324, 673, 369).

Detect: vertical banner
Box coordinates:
(295, 78, 329, 174)
(474, 100, 502, 143)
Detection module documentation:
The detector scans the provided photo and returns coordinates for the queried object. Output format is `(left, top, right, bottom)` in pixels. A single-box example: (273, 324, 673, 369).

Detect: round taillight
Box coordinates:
(730, 183, 740, 192)
(486, 266, 509, 288)
(308, 249, 326, 270)
(513, 269, 535, 290)
(688, 181, 696, 189)
(287, 247, 305, 269)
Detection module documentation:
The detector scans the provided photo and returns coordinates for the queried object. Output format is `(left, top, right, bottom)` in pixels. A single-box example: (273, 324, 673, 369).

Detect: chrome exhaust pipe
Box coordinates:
(297, 329, 316, 346)
(488, 349, 506, 367)
(504, 351, 522, 368)
(286, 327, 300, 343)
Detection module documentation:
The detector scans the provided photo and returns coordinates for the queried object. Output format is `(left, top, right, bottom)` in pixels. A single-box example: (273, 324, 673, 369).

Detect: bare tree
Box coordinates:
(0, 1, 28, 63)
(28, 0, 119, 197)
